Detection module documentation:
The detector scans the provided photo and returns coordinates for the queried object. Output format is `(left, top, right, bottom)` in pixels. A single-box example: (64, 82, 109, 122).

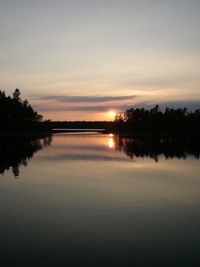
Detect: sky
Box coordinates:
(0, 0, 200, 120)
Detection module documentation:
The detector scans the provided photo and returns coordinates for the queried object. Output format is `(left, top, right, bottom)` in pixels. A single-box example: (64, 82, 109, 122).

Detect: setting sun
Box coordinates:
(107, 110, 116, 120)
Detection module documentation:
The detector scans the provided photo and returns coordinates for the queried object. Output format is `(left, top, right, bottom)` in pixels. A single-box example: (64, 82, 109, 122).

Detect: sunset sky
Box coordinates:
(0, 0, 200, 120)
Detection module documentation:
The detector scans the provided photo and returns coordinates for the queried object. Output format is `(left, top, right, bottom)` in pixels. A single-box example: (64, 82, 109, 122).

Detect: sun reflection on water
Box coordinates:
(108, 135, 114, 148)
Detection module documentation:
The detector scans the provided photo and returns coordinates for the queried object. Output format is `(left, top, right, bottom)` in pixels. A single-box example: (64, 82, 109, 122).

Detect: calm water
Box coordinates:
(0, 133, 200, 266)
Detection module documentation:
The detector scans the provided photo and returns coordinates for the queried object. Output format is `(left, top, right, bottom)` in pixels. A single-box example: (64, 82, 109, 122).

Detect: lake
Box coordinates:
(0, 133, 200, 266)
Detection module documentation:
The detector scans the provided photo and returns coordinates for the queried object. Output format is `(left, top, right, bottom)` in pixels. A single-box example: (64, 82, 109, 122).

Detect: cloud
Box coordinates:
(39, 153, 128, 162)
(32, 94, 138, 113)
(34, 100, 200, 114)
(124, 101, 200, 111)
(156, 101, 200, 111)
(35, 94, 137, 103)
(33, 104, 118, 112)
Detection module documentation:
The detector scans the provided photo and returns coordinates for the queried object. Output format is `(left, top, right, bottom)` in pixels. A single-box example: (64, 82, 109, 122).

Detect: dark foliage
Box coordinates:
(0, 89, 51, 133)
(114, 105, 200, 133)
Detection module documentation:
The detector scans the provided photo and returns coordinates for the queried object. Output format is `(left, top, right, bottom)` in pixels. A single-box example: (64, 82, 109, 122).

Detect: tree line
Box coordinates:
(114, 105, 200, 134)
(49, 120, 114, 130)
(0, 89, 50, 133)
(1, 89, 199, 134)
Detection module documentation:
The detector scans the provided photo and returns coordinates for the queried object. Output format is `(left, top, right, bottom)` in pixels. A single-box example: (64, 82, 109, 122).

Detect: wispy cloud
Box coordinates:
(33, 104, 117, 112)
(123, 101, 200, 111)
(34, 94, 137, 103)
(33, 100, 200, 113)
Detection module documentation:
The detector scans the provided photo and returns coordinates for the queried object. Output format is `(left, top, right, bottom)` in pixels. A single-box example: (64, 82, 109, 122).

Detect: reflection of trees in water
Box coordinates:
(114, 135, 200, 162)
(0, 135, 52, 177)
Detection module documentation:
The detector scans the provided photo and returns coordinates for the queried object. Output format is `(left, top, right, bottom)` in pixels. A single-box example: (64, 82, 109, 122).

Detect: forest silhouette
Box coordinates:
(0, 89, 50, 133)
(0, 89, 200, 134)
(114, 105, 200, 134)
(49, 105, 200, 134)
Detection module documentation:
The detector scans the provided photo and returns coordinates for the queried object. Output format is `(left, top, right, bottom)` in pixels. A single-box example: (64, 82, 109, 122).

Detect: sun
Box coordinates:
(108, 110, 116, 120)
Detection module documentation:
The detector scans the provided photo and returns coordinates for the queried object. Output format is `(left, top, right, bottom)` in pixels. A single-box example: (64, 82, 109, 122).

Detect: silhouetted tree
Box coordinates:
(12, 88, 21, 101)
(114, 105, 200, 134)
(0, 89, 50, 133)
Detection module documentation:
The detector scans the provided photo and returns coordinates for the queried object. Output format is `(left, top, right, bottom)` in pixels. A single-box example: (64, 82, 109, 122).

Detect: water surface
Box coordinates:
(0, 133, 200, 266)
